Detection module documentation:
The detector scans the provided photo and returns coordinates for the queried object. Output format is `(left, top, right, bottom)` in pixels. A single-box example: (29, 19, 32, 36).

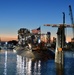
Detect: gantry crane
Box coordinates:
(44, 12, 73, 64)
(44, 11, 74, 50)
(44, 12, 73, 48)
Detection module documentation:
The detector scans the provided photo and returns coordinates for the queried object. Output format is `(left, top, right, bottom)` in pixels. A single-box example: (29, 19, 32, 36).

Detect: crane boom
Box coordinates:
(44, 24, 73, 27)
(69, 5, 74, 38)
(69, 5, 73, 24)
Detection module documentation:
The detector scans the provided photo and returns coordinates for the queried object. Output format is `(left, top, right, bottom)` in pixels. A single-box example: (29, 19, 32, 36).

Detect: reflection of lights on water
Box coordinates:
(38, 60, 41, 67)
(34, 60, 41, 75)
(4, 51, 7, 75)
(34, 61, 37, 75)
(16, 55, 32, 75)
(25, 58, 32, 75)
(16, 55, 41, 75)
(38, 60, 41, 75)
(16, 55, 25, 75)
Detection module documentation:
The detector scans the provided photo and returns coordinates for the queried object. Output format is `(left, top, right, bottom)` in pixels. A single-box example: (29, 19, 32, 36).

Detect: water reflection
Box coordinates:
(31, 59, 41, 75)
(16, 55, 42, 75)
(55, 63, 64, 75)
(1, 50, 74, 75)
(0, 50, 17, 75)
(4, 51, 7, 75)
(16, 53, 57, 75)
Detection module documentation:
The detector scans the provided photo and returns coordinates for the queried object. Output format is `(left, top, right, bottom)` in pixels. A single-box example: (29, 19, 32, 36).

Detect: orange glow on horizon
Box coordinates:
(66, 37, 71, 42)
(0, 35, 71, 42)
(0, 35, 18, 41)
(1, 37, 17, 41)
(51, 37, 71, 42)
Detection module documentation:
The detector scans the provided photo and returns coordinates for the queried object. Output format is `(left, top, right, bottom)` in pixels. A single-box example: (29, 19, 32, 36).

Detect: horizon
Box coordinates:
(0, 0, 74, 42)
(0, 33, 71, 42)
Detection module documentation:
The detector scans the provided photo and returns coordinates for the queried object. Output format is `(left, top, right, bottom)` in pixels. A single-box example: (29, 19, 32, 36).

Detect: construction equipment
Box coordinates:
(44, 24, 73, 27)
(44, 12, 68, 65)
(69, 5, 74, 39)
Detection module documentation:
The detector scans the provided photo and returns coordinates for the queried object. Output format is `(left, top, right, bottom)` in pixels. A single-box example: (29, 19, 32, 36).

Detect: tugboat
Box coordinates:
(15, 28, 55, 60)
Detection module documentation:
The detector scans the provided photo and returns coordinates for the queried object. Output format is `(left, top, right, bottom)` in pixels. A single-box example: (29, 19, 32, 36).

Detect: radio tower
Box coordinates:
(69, 5, 74, 39)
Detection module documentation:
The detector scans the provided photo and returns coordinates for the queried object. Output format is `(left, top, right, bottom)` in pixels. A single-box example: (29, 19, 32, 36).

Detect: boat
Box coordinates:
(15, 28, 55, 60)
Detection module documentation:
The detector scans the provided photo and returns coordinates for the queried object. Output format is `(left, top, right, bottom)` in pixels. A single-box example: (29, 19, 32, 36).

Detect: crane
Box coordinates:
(44, 12, 73, 65)
(44, 12, 74, 48)
(44, 24, 72, 27)
(69, 5, 74, 39)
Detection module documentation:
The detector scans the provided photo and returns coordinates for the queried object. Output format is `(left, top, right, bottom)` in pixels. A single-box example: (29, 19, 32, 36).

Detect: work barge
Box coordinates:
(15, 28, 55, 60)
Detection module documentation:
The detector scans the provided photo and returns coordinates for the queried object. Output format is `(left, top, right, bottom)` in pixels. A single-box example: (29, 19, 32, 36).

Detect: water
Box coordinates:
(0, 50, 74, 75)
(64, 51, 74, 75)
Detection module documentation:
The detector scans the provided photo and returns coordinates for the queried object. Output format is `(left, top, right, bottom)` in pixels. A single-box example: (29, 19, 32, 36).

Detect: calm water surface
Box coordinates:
(0, 50, 74, 75)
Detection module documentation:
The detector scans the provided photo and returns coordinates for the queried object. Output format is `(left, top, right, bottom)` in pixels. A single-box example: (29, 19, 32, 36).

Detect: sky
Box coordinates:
(0, 0, 74, 42)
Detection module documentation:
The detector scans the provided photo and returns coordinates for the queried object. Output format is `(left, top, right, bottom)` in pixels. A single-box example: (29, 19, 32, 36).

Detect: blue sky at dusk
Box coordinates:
(0, 0, 74, 41)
